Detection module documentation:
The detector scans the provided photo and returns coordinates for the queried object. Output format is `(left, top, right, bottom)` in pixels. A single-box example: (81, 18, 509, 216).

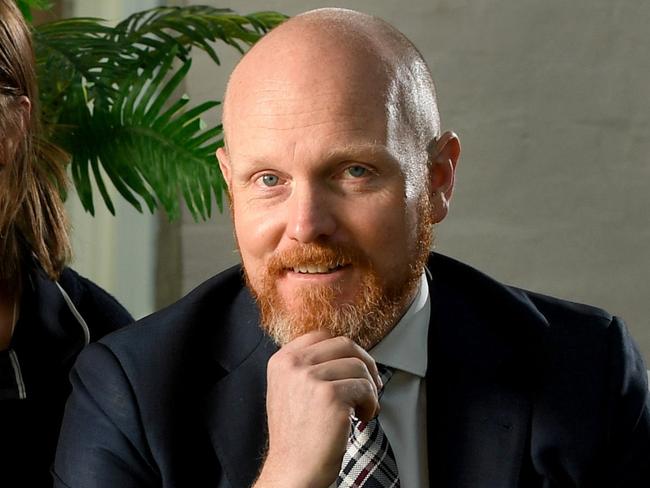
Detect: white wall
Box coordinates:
(180, 0, 650, 361)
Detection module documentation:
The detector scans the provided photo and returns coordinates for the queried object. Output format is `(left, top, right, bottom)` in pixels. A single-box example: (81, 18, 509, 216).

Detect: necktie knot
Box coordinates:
(376, 364, 393, 389)
(376, 364, 393, 400)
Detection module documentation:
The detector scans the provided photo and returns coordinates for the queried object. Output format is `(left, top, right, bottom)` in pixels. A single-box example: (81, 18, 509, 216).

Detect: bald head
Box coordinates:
(222, 8, 441, 185)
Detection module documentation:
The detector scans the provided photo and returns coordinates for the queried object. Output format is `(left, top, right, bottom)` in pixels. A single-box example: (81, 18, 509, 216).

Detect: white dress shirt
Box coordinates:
(370, 273, 431, 487)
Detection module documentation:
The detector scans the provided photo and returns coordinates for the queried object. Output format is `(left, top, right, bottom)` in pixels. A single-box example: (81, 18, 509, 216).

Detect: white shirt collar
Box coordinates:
(370, 272, 430, 378)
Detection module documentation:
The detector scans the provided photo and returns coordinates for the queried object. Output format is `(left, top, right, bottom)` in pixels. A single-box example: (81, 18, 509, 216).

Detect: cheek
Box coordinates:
(233, 213, 266, 291)
(232, 200, 283, 261)
(348, 199, 412, 260)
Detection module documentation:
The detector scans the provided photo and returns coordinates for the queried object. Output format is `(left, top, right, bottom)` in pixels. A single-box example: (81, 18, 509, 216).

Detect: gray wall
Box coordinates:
(178, 0, 650, 360)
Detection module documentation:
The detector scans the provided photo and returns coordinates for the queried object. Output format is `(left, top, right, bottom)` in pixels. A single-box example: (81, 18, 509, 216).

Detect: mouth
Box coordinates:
(289, 262, 350, 275)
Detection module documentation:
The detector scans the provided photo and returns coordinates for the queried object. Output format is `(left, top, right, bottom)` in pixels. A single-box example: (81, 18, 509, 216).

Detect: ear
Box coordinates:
(216, 146, 232, 190)
(428, 130, 461, 224)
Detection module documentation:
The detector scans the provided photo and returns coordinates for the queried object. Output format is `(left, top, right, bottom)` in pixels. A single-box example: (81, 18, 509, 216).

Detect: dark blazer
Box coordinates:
(2, 263, 133, 487)
(53, 253, 650, 487)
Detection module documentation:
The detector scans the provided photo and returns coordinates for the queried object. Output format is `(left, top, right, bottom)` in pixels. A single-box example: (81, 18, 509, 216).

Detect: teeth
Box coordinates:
(292, 264, 344, 274)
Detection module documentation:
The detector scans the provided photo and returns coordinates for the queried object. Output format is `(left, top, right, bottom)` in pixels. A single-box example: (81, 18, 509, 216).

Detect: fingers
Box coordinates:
(269, 332, 383, 420)
(330, 378, 379, 422)
(306, 336, 381, 386)
(307, 357, 380, 417)
(311, 357, 375, 383)
(288, 334, 382, 393)
(303, 370, 378, 422)
(280, 330, 335, 352)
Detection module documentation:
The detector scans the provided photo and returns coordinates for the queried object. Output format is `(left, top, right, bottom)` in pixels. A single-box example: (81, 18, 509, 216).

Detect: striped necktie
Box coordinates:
(336, 364, 400, 487)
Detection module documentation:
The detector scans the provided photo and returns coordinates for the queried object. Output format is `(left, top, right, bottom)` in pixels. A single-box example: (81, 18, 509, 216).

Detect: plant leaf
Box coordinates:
(34, 6, 287, 219)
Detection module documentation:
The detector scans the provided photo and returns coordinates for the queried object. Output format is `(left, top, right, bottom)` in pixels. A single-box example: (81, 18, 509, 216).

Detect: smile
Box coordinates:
(290, 263, 348, 274)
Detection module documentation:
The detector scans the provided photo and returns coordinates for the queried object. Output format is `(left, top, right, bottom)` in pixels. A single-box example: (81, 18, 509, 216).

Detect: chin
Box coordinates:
(257, 274, 413, 350)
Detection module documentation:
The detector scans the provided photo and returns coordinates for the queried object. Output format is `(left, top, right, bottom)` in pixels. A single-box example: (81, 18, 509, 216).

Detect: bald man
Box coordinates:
(54, 8, 650, 488)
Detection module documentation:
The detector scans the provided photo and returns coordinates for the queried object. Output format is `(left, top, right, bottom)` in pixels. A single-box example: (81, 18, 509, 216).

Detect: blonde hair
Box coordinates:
(0, 0, 70, 282)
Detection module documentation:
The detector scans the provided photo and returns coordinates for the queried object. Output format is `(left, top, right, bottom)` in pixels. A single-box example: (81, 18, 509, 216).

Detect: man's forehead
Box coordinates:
(231, 141, 397, 167)
(224, 53, 393, 147)
(227, 83, 386, 127)
(226, 41, 393, 106)
(222, 11, 401, 119)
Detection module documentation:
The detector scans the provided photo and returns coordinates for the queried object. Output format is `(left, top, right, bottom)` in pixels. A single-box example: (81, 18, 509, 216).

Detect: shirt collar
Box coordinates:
(370, 272, 430, 377)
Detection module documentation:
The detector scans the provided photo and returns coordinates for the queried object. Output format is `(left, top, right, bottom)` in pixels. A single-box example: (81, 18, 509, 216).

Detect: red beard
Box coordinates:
(246, 206, 433, 349)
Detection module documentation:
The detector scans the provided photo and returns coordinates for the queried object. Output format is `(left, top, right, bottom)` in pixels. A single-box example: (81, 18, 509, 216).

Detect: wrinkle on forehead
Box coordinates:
(231, 86, 387, 137)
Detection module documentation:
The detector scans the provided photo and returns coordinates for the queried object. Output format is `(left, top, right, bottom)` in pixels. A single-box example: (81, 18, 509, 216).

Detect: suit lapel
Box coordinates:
(202, 285, 278, 488)
(425, 254, 548, 487)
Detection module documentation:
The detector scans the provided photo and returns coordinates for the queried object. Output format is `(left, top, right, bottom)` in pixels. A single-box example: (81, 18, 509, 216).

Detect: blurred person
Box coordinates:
(0, 0, 133, 484)
(55, 8, 649, 488)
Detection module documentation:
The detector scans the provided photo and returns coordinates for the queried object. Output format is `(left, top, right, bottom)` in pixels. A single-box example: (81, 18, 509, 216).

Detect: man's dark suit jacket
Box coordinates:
(54, 253, 650, 487)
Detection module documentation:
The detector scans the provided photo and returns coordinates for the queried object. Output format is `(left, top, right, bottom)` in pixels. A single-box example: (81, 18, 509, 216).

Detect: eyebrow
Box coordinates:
(232, 142, 399, 173)
(323, 143, 397, 164)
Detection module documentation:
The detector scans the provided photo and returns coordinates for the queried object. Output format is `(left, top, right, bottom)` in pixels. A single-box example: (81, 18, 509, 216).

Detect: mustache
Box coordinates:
(266, 243, 369, 276)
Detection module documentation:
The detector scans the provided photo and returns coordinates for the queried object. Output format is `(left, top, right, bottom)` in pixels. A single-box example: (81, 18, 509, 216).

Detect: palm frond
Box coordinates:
(113, 7, 285, 65)
(52, 50, 221, 220)
(34, 6, 287, 219)
(15, 0, 51, 22)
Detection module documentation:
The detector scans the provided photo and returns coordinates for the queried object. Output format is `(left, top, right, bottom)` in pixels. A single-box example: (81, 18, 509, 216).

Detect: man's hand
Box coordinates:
(254, 331, 383, 488)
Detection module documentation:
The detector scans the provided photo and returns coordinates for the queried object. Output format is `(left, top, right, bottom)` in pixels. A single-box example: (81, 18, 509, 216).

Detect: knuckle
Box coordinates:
(284, 350, 303, 369)
(335, 335, 355, 350)
(269, 350, 301, 373)
(267, 352, 280, 372)
(361, 378, 374, 395)
(302, 365, 318, 382)
(301, 350, 316, 366)
(284, 351, 301, 368)
(349, 357, 367, 375)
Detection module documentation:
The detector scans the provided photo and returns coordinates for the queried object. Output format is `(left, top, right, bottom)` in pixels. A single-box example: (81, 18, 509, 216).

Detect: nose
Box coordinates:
(285, 181, 337, 243)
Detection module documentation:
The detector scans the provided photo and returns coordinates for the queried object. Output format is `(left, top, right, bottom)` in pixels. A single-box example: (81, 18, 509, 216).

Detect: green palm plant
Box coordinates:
(21, 2, 286, 219)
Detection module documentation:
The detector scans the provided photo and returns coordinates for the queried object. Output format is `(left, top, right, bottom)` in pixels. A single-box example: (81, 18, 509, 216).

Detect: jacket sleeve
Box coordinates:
(530, 313, 650, 486)
(54, 342, 159, 487)
(604, 316, 650, 486)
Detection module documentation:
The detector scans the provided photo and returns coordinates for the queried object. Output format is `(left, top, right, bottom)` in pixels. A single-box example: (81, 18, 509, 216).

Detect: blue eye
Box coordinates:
(346, 165, 367, 178)
(260, 174, 279, 187)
